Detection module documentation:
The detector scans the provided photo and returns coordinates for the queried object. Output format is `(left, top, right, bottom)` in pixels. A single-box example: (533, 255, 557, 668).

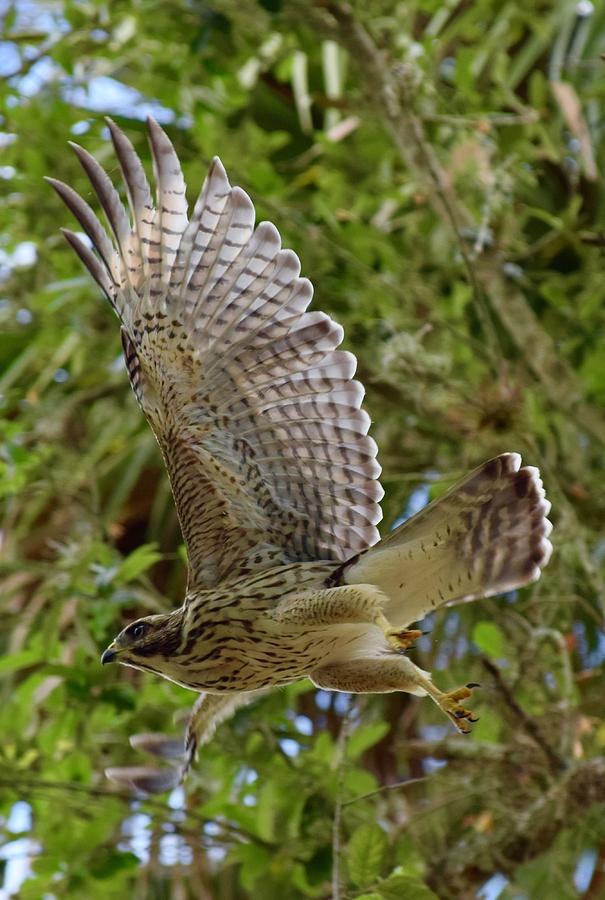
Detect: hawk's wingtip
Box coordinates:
(105, 765, 181, 794)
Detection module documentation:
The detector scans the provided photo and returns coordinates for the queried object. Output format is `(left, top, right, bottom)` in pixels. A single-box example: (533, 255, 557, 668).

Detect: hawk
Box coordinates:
(47, 119, 552, 793)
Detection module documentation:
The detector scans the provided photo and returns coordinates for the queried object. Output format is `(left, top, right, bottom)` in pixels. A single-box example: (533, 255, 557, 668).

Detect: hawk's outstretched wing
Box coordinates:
(47, 119, 383, 587)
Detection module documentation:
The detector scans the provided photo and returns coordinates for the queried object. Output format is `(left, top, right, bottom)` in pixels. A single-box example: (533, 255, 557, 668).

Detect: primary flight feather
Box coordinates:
(48, 119, 552, 792)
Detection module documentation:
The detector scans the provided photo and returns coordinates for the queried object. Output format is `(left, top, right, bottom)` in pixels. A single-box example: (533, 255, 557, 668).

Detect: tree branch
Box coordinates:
(426, 758, 605, 898)
(308, 0, 605, 447)
(480, 656, 567, 775)
(331, 698, 354, 900)
(316, 1, 500, 356)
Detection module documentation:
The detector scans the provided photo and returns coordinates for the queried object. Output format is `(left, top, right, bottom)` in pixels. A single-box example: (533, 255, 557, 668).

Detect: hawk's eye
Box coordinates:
(128, 622, 148, 640)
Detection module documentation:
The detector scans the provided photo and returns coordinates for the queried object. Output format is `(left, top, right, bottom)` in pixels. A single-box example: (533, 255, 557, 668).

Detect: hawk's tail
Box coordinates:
(344, 453, 552, 628)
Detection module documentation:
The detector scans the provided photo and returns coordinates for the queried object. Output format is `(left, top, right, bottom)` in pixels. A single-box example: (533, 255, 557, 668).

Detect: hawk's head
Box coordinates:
(102, 613, 183, 678)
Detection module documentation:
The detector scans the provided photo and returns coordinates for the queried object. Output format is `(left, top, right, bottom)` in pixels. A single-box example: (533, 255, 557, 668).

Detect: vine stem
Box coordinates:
(331, 696, 355, 899)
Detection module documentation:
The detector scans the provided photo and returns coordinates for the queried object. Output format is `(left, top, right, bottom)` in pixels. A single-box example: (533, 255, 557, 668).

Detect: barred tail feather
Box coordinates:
(344, 453, 552, 628)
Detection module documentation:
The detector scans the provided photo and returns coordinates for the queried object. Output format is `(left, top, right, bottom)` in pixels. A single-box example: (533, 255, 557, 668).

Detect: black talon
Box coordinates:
(468, 716, 480, 723)
(466, 682, 481, 689)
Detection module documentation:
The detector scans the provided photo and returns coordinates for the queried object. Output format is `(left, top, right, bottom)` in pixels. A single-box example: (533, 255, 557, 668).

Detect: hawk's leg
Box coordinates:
(180, 691, 261, 780)
(374, 617, 425, 652)
(106, 691, 268, 793)
(310, 656, 479, 734)
(270, 585, 415, 651)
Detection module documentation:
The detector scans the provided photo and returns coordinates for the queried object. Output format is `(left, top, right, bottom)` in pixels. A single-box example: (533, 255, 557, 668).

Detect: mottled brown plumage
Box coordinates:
(48, 119, 553, 793)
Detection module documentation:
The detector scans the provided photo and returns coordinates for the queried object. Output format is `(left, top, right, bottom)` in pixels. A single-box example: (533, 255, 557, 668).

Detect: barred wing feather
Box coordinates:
(47, 118, 383, 587)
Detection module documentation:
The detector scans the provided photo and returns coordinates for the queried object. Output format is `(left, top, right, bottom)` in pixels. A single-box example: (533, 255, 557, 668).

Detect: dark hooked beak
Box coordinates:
(101, 646, 117, 665)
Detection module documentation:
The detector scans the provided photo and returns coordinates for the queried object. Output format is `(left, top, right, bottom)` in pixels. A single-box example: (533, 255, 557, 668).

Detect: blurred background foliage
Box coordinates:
(1, 0, 605, 897)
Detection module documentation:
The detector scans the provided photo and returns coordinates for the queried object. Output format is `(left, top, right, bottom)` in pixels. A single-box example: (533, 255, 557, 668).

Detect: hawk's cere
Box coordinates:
(47, 119, 553, 793)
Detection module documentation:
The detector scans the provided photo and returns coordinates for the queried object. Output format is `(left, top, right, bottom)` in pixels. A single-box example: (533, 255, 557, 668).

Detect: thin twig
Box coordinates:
(309, 1, 605, 450)
(0, 774, 273, 848)
(480, 656, 567, 775)
(397, 737, 509, 762)
(342, 774, 428, 805)
(320, 1, 501, 358)
(425, 758, 605, 895)
(331, 697, 354, 900)
(422, 110, 539, 127)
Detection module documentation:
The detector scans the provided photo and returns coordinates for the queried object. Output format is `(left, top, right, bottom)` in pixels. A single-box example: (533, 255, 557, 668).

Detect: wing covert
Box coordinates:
(48, 118, 383, 587)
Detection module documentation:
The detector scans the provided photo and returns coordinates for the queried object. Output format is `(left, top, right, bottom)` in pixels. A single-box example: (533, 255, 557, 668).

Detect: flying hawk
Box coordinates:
(47, 119, 552, 792)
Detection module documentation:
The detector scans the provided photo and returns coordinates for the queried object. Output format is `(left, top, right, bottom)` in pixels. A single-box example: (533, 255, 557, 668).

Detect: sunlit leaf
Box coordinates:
(348, 823, 388, 887)
(116, 543, 163, 582)
(347, 721, 390, 760)
(377, 874, 439, 900)
(472, 621, 506, 657)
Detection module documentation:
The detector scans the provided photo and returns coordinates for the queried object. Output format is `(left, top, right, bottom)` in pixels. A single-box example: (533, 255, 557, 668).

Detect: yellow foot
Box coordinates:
(375, 613, 425, 651)
(386, 628, 425, 651)
(439, 683, 480, 734)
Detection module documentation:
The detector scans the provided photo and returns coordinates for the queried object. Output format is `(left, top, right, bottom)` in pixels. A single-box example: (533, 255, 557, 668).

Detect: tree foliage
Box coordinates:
(2, 0, 605, 897)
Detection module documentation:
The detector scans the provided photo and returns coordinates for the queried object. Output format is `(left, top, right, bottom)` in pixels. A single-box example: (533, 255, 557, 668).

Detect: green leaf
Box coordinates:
(231, 844, 273, 892)
(90, 850, 139, 879)
(471, 707, 501, 743)
(392, 836, 425, 878)
(347, 823, 388, 887)
(343, 767, 378, 798)
(98, 683, 137, 711)
(472, 621, 505, 656)
(0, 649, 42, 674)
(256, 778, 280, 841)
(347, 720, 390, 760)
(308, 731, 335, 765)
(377, 874, 439, 899)
(117, 543, 163, 582)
